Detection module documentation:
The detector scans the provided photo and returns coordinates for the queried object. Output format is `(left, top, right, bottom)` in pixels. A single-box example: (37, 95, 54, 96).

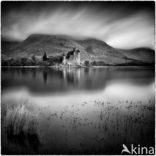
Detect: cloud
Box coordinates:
(2, 2, 154, 49)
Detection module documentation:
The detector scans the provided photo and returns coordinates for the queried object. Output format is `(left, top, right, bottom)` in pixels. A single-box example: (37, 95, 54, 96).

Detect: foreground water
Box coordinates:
(1, 66, 155, 154)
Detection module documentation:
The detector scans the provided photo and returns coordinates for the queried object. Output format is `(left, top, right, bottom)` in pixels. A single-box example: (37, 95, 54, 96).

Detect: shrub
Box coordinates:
(84, 60, 90, 66)
(20, 58, 28, 66)
(91, 61, 97, 66)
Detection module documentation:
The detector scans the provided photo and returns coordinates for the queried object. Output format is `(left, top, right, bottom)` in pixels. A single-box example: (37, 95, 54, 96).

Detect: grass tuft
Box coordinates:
(2, 101, 40, 154)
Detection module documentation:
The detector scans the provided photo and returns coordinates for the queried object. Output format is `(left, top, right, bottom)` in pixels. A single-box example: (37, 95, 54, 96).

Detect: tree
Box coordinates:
(43, 51, 48, 61)
(31, 55, 37, 65)
(21, 58, 27, 66)
(84, 60, 90, 67)
(31, 55, 36, 62)
(91, 61, 97, 66)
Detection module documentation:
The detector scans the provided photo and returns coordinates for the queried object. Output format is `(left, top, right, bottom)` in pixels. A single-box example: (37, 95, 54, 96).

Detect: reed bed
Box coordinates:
(1, 101, 40, 154)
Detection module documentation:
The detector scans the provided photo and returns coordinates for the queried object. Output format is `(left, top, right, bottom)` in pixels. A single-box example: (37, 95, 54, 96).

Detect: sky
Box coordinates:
(1, 1, 155, 49)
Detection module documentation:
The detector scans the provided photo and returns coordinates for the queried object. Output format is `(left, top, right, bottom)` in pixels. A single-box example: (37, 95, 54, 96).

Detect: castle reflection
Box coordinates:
(1, 67, 154, 94)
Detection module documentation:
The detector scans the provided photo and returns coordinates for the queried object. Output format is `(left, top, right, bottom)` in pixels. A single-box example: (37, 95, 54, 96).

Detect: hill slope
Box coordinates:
(2, 34, 155, 65)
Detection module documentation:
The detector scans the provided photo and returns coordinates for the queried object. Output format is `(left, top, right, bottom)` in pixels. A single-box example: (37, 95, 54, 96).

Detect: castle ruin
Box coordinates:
(63, 48, 81, 66)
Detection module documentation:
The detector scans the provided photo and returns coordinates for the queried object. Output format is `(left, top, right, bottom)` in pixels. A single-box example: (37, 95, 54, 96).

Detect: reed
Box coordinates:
(2, 101, 40, 154)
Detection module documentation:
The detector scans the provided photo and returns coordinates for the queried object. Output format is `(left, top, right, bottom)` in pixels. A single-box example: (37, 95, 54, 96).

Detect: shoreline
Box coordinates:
(1, 65, 155, 69)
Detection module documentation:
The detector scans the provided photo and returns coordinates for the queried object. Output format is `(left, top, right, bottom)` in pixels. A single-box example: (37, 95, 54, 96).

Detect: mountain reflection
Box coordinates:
(1, 67, 154, 94)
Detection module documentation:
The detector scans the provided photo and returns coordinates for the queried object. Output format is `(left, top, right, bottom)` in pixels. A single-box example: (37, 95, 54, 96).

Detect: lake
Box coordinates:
(1, 66, 155, 154)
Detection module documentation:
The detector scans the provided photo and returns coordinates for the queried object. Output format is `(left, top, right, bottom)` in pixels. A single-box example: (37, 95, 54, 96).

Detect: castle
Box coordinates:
(62, 48, 81, 66)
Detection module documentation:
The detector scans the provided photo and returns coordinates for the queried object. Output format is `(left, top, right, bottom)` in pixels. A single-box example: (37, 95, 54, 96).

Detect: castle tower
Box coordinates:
(73, 49, 77, 62)
(76, 50, 80, 65)
(62, 54, 66, 65)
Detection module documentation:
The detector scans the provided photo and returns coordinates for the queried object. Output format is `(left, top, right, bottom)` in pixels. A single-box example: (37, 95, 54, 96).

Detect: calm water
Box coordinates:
(2, 66, 155, 94)
(1, 66, 155, 154)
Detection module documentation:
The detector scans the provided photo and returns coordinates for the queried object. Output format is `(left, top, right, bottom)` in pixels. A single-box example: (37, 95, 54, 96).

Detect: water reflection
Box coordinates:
(1, 66, 155, 154)
(43, 71, 48, 84)
(1, 67, 154, 94)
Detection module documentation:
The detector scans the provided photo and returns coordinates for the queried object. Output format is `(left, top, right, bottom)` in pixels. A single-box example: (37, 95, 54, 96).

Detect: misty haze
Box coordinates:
(1, 1, 155, 155)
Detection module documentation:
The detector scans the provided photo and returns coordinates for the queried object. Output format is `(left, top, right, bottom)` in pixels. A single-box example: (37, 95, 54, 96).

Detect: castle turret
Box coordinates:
(62, 54, 66, 65)
(76, 50, 80, 65)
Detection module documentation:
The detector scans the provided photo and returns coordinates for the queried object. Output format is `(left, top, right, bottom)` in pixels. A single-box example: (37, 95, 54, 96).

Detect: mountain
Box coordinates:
(1, 40, 21, 54)
(1, 34, 155, 65)
(120, 48, 155, 63)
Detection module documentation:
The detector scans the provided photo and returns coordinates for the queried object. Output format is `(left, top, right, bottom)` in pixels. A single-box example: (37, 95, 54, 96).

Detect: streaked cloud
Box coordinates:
(2, 2, 154, 49)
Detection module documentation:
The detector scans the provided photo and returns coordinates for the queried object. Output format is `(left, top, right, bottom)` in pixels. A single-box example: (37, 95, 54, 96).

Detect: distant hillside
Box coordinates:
(119, 48, 155, 63)
(1, 40, 21, 54)
(1, 34, 155, 65)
